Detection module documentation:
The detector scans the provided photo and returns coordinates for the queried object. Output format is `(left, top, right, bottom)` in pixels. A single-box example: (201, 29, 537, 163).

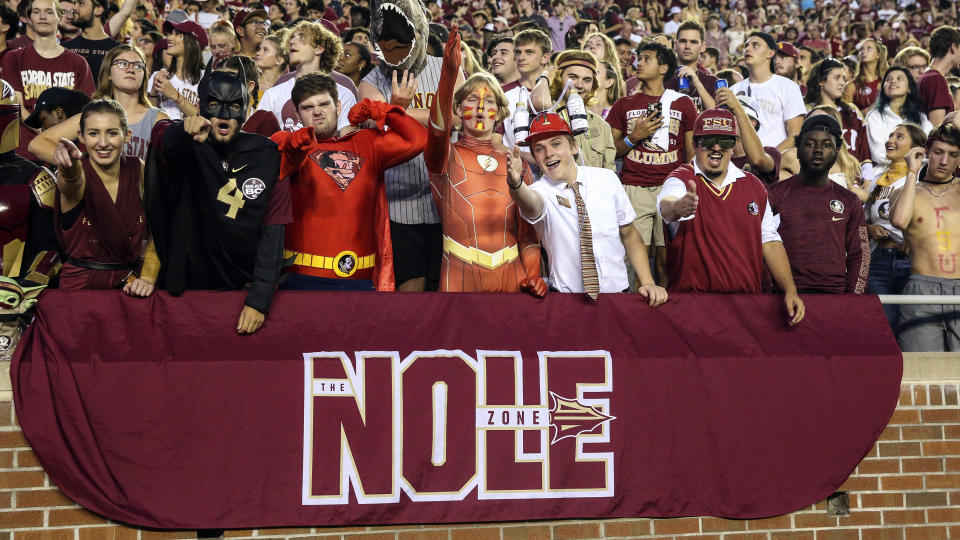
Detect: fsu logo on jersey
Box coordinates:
(747, 201, 760, 216)
(830, 199, 845, 214)
(302, 350, 617, 505)
(310, 150, 365, 191)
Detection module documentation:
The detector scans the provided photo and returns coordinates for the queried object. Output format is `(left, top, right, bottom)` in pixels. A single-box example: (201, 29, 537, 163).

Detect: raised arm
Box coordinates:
(107, 0, 139, 37)
(28, 114, 81, 166)
(424, 27, 462, 174)
(889, 147, 925, 230)
(716, 87, 775, 174)
(506, 145, 545, 220)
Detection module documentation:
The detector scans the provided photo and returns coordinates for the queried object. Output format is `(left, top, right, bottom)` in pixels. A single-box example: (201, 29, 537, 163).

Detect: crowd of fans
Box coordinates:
(0, 0, 959, 351)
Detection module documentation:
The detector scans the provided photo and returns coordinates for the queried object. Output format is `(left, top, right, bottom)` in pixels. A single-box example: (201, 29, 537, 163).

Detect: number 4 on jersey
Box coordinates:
(217, 178, 245, 219)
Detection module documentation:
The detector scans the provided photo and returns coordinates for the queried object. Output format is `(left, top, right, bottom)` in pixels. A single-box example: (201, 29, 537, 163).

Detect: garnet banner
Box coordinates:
(12, 291, 901, 529)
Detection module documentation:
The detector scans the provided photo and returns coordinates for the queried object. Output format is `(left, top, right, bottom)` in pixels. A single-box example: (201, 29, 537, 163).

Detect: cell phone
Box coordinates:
(647, 102, 662, 117)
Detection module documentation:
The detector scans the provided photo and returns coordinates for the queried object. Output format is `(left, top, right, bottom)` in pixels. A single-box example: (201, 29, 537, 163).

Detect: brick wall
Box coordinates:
(2, 366, 958, 539)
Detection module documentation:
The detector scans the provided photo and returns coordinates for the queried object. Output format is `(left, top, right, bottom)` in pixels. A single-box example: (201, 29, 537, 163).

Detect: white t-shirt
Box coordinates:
(864, 107, 933, 167)
(148, 71, 203, 121)
(730, 74, 806, 148)
(256, 76, 355, 132)
(522, 166, 637, 293)
(664, 20, 680, 35)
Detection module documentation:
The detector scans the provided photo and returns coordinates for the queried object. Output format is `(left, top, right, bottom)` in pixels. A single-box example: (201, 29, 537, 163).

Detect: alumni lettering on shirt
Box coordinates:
(21, 70, 77, 99)
(624, 107, 682, 165)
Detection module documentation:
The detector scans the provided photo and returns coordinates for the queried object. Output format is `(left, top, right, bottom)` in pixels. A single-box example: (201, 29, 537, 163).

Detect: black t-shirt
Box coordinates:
(64, 36, 121, 79)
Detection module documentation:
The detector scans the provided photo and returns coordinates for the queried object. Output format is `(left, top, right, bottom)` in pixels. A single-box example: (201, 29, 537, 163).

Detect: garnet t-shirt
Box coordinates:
(917, 69, 956, 116)
(0, 45, 95, 112)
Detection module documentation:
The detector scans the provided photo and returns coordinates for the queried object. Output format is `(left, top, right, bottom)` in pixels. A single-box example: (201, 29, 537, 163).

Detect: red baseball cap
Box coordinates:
(163, 19, 209, 49)
(693, 108, 738, 137)
(524, 112, 573, 146)
(232, 8, 267, 30)
(776, 41, 799, 58)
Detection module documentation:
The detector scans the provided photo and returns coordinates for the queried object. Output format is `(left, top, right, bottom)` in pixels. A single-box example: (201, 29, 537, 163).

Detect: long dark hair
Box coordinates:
(170, 31, 204, 85)
(804, 58, 850, 109)
(873, 66, 926, 126)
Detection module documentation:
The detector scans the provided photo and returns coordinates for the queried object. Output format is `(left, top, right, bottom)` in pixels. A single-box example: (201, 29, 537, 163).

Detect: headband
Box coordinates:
(556, 58, 597, 74)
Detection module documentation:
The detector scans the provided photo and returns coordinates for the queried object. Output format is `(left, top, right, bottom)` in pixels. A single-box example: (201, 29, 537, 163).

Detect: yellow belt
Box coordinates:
(442, 235, 519, 270)
(284, 249, 375, 277)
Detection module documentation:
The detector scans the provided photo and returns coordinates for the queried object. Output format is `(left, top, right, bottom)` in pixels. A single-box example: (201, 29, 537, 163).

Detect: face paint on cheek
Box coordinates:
(487, 110, 496, 119)
(462, 105, 475, 120)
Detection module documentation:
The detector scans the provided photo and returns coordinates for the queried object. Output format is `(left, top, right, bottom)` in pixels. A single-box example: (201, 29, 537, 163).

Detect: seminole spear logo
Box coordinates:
(548, 391, 616, 445)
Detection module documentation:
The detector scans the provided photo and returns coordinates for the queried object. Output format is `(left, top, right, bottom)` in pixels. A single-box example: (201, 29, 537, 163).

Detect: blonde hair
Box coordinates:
(285, 20, 343, 72)
(580, 32, 618, 66)
(460, 42, 483, 76)
(855, 38, 889, 87)
(809, 105, 860, 189)
(454, 72, 509, 123)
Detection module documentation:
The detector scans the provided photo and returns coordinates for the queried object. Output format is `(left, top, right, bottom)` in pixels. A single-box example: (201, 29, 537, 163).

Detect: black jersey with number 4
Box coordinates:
(145, 120, 291, 294)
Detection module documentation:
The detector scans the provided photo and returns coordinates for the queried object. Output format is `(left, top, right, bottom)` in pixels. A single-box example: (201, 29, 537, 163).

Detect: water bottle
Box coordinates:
(678, 76, 690, 91)
(513, 102, 530, 145)
(567, 90, 589, 136)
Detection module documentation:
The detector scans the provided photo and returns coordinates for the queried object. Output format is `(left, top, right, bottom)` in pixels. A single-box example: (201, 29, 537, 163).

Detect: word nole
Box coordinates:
(302, 349, 617, 505)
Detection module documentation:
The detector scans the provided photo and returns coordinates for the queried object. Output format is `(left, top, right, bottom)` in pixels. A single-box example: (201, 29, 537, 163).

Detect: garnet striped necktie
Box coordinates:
(568, 182, 599, 300)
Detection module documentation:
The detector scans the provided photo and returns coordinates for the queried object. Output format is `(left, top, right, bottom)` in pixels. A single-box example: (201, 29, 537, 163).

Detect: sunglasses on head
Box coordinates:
(697, 136, 736, 150)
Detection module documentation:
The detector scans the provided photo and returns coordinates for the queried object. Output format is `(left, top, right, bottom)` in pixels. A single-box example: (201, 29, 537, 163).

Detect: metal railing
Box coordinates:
(878, 295, 960, 305)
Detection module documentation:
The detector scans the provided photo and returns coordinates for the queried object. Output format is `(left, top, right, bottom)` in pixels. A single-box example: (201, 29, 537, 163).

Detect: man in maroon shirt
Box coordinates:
(607, 40, 696, 283)
(0, 0, 94, 113)
(657, 108, 804, 325)
(665, 20, 717, 112)
(767, 114, 869, 294)
(917, 26, 960, 128)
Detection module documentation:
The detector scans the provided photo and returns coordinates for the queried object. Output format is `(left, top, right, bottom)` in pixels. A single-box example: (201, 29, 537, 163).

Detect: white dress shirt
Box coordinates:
(521, 166, 637, 292)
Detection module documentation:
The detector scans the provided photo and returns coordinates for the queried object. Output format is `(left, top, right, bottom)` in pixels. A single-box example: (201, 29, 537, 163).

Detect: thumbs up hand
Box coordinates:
(677, 179, 699, 219)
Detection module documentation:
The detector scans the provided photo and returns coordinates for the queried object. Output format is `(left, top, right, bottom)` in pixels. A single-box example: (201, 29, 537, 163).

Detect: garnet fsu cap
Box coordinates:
(523, 112, 573, 146)
(163, 19, 209, 49)
(693, 108, 738, 137)
(776, 41, 799, 58)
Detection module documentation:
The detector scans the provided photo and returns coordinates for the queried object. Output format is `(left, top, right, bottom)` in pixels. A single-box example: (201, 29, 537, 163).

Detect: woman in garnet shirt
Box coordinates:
(843, 38, 888, 112)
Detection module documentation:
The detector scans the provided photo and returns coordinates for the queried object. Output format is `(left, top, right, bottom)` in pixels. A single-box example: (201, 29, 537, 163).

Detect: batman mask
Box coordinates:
(197, 71, 248, 122)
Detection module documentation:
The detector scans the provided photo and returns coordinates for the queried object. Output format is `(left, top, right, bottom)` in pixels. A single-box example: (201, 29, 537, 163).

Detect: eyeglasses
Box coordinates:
(907, 63, 927, 70)
(697, 136, 737, 150)
(112, 59, 147, 71)
(61, 8, 77, 17)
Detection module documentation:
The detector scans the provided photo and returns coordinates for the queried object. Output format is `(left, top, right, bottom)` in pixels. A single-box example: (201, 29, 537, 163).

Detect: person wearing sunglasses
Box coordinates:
(658, 107, 805, 326)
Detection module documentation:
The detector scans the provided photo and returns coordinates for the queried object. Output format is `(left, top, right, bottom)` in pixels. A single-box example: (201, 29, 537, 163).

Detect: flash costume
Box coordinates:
(425, 37, 542, 293)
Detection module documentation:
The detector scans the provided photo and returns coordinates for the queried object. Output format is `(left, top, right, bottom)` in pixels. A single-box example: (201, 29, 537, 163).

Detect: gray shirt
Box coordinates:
(363, 56, 443, 225)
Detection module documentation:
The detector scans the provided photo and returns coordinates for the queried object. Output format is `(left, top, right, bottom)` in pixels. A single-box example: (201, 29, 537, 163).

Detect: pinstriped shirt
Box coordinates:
(364, 56, 443, 224)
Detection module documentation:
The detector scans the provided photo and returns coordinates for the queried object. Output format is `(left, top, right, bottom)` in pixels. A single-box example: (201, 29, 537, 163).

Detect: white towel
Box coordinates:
(649, 89, 684, 152)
